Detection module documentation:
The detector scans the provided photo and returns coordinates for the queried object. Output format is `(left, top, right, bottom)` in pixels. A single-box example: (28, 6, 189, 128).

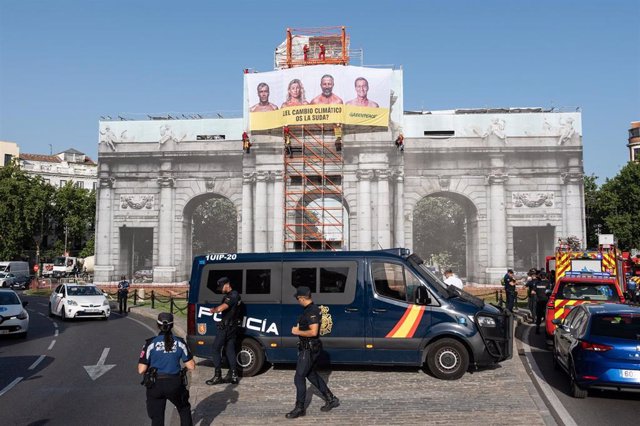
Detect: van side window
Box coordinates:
(372, 262, 407, 302)
(206, 269, 243, 294)
(319, 267, 348, 293)
(292, 268, 316, 292)
(246, 269, 270, 294)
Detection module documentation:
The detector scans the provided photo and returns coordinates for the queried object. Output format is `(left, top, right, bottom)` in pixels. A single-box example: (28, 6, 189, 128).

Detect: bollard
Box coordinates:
(170, 297, 174, 314)
(133, 290, 138, 305)
(151, 290, 155, 309)
(138, 288, 145, 303)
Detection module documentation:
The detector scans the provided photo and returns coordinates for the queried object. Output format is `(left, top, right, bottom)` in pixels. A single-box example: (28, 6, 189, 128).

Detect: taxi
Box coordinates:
(49, 283, 110, 320)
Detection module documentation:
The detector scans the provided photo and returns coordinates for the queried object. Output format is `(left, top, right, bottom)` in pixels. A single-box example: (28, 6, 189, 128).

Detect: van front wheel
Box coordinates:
(237, 338, 265, 377)
(426, 338, 469, 380)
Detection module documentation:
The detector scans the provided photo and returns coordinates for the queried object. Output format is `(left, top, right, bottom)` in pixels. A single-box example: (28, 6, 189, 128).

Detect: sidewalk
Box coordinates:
(132, 305, 556, 426)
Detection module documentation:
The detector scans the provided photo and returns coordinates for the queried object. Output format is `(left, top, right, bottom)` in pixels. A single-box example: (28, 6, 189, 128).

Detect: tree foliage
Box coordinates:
(0, 164, 95, 261)
(412, 196, 466, 275)
(591, 162, 640, 250)
(192, 197, 237, 255)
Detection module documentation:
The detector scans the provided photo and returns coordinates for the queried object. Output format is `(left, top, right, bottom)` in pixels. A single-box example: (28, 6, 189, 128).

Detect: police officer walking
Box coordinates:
(206, 277, 241, 386)
(503, 269, 517, 312)
(118, 275, 130, 314)
(534, 272, 551, 334)
(525, 269, 539, 323)
(285, 286, 339, 419)
(138, 312, 195, 426)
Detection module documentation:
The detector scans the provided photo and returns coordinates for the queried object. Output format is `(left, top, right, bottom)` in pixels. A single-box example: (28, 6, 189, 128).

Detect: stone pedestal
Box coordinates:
(153, 266, 176, 283)
(94, 265, 115, 283)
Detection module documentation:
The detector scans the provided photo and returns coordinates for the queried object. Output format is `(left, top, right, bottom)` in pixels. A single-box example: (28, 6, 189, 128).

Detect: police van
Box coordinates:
(187, 249, 512, 380)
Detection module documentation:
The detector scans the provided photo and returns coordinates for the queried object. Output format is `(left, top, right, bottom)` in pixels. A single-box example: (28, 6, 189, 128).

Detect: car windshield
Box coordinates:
(66, 286, 102, 296)
(0, 292, 20, 305)
(53, 257, 67, 266)
(557, 281, 620, 302)
(590, 313, 640, 340)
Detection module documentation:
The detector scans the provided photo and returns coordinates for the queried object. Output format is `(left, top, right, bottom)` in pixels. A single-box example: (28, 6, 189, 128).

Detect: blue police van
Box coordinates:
(186, 249, 513, 380)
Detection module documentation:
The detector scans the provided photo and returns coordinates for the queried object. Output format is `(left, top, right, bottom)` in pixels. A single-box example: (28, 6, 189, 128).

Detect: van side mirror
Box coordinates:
(415, 286, 431, 305)
(545, 289, 552, 296)
(551, 318, 561, 325)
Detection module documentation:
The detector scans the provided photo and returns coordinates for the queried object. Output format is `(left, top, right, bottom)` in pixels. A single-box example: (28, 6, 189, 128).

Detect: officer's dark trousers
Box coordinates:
(528, 295, 537, 322)
(294, 347, 329, 405)
(212, 326, 237, 371)
(535, 301, 547, 328)
(146, 376, 192, 426)
(118, 291, 128, 313)
(506, 291, 516, 312)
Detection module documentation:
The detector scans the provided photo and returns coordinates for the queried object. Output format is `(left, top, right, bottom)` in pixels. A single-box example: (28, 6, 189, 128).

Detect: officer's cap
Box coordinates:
(217, 276, 230, 291)
(295, 286, 312, 299)
(157, 312, 174, 326)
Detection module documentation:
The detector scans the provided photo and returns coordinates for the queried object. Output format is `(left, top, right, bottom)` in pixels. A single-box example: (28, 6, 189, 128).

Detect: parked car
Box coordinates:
(0, 289, 29, 338)
(9, 275, 32, 290)
(553, 303, 640, 398)
(49, 284, 110, 320)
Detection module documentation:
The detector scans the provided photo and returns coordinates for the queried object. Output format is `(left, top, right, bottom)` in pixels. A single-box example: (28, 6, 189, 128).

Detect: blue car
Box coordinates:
(552, 303, 640, 398)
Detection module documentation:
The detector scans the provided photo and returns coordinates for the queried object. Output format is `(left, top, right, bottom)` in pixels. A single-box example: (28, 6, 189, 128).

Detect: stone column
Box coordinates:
(254, 171, 269, 252)
(562, 169, 584, 242)
(486, 161, 508, 282)
(376, 169, 391, 248)
(241, 172, 254, 253)
(394, 171, 405, 248)
(154, 174, 176, 282)
(357, 170, 373, 250)
(272, 171, 284, 252)
(94, 176, 115, 283)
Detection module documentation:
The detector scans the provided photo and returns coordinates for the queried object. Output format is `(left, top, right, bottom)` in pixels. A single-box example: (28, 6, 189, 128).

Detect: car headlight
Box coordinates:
(17, 310, 28, 320)
(103, 299, 109, 306)
(67, 299, 78, 306)
(477, 316, 497, 328)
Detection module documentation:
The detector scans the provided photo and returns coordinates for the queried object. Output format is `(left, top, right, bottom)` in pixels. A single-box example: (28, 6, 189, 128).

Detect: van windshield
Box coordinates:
(409, 254, 485, 308)
(53, 257, 67, 266)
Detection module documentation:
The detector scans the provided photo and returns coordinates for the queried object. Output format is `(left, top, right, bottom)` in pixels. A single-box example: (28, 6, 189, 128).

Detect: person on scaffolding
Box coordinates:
(242, 131, 251, 154)
(284, 125, 292, 158)
(334, 123, 343, 152)
(394, 133, 404, 152)
(303, 44, 309, 62)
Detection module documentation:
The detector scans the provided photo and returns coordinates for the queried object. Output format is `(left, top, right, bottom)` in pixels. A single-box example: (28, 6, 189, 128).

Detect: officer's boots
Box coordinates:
(285, 402, 306, 419)
(321, 391, 340, 412)
(224, 369, 239, 384)
(205, 368, 223, 386)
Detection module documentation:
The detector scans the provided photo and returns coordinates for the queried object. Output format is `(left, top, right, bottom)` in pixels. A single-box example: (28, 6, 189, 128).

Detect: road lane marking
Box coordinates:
(53, 323, 58, 329)
(84, 348, 116, 380)
(522, 326, 577, 426)
(54, 330, 59, 337)
(48, 340, 56, 350)
(38, 303, 48, 307)
(126, 316, 157, 334)
(28, 355, 46, 370)
(38, 312, 45, 317)
(0, 377, 23, 397)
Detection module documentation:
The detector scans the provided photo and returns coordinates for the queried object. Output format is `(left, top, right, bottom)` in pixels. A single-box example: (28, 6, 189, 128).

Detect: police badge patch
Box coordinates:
(197, 323, 207, 335)
(319, 305, 333, 336)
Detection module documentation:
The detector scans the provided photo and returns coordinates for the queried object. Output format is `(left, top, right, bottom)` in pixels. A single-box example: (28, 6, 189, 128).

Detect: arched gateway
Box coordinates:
(94, 107, 584, 285)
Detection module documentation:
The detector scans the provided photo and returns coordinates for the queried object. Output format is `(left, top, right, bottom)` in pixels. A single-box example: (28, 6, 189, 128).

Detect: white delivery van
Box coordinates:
(0, 261, 30, 287)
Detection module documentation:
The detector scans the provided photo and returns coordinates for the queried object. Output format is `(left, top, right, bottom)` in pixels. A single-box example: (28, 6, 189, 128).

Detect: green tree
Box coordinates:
(192, 197, 237, 255)
(51, 182, 96, 255)
(412, 196, 466, 275)
(0, 163, 53, 260)
(597, 162, 640, 250)
(583, 174, 603, 249)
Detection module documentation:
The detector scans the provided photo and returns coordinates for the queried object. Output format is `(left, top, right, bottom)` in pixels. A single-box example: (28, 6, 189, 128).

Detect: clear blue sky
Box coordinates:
(1, 0, 638, 181)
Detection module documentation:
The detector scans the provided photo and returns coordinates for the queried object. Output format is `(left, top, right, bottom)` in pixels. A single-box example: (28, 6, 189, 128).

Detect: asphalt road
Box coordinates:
(0, 293, 161, 426)
(524, 322, 640, 426)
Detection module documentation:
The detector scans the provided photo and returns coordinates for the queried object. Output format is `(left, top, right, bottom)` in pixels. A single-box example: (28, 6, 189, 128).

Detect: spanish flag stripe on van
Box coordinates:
(386, 305, 425, 338)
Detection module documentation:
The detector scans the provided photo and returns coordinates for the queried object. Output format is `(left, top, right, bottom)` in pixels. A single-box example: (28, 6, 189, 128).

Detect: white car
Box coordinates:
(49, 284, 110, 320)
(0, 289, 29, 337)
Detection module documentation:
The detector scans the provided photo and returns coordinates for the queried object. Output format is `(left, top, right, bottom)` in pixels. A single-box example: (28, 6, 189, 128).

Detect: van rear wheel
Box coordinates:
(426, 338, 469, 380)
(237, 338, 265, 377)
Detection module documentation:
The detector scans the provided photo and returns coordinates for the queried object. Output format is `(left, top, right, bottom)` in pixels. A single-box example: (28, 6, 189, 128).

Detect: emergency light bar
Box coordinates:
(564, 271, 611, 278)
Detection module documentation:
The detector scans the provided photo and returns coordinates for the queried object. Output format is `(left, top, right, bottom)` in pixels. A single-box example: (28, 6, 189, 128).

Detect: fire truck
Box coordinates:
(545, 234, 627, 340)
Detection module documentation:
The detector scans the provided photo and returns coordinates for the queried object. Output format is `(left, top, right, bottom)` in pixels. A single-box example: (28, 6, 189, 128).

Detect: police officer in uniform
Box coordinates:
(286, 286, 339, 419)
(534, 272, 551, 334)
(503, 269, 517, 312)
(118, 275, 130, 314)
(138, 312, 195, 426)
(206, 277, 241, 385)
(525, 269, 539, 323)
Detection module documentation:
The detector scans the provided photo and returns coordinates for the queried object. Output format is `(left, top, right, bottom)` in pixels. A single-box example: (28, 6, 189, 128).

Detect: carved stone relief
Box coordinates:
(512, 192, 554, 208)
(120, 195, 154, 210)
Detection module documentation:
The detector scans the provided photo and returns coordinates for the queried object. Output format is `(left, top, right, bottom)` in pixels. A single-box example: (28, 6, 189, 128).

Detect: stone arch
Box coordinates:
(182, 192, 238, 268)
(410, 190, 481, 283)
(292, 193, 351, 250)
